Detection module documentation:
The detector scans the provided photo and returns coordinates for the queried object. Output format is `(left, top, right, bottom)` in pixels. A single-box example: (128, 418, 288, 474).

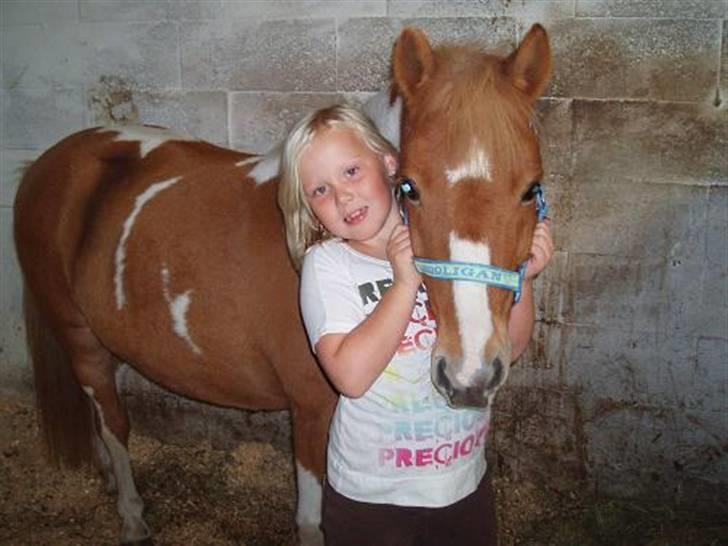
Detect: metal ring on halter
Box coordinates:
(396, 178, 549, 303)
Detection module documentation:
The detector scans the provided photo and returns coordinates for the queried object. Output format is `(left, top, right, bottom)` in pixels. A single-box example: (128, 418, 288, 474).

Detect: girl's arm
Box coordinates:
(508, 279, 535, 360)
(316, 225, 421, 398)
(508, 220, 554, 361)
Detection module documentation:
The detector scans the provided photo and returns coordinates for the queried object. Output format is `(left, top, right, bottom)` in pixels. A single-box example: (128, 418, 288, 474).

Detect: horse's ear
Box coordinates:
(503, 24, 552, 102)
(392, 27, 436, 103)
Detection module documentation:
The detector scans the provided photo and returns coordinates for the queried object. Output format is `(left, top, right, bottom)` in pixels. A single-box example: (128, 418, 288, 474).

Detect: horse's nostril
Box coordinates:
(436, 357, 453, 395)
(487, 358, 504, 391)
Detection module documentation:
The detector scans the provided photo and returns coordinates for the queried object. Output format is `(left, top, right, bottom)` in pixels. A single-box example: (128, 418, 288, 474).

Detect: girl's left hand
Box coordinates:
(524, 219, 554, 280)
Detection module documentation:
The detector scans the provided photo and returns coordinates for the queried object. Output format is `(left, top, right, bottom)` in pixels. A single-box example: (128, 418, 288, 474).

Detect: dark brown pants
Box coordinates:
(321, 476, 498, 546)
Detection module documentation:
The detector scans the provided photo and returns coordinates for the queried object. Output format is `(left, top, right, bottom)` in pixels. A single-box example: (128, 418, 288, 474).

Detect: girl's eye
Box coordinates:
(311, 185, 327, 198)
(521, 182, 540, 203)
(345, 165, 359, 177)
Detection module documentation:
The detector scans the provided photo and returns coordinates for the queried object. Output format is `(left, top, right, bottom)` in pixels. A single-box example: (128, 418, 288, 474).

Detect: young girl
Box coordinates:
(279, 104, 553, 546)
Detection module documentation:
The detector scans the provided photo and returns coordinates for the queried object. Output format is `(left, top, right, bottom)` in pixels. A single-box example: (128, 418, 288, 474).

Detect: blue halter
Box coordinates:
(397, 179, 548, 303)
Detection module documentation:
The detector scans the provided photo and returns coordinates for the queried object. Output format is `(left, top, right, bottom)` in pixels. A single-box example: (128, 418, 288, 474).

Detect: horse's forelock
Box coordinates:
(416, 46, 537, 177)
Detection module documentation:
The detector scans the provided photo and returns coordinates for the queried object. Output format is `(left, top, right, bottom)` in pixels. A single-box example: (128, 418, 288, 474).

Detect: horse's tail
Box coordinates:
(23, 287, 95, 468)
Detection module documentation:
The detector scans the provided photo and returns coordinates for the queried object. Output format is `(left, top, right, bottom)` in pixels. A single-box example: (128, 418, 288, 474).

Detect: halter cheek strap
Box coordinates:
(399, 182, 549, 303)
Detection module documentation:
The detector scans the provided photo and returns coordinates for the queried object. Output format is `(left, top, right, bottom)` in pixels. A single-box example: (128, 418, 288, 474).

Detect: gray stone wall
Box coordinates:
(1, 0, 726, 509)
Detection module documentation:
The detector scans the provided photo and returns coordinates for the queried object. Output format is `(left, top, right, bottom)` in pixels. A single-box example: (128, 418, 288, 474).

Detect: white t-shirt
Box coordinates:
(300, 239, 490, 507)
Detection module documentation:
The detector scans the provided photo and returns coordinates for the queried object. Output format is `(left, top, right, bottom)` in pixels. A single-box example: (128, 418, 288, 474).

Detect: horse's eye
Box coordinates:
(398, 177, 420, 203)
(521, 182, 540, 203)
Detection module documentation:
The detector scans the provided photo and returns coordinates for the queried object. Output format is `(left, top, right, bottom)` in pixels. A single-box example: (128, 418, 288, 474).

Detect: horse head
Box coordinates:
(392, 25, 552, 408)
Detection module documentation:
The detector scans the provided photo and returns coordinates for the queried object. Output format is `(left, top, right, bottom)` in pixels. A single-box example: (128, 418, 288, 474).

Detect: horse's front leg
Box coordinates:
(291, 403, 333, 546)
(83, 384, 152, 545)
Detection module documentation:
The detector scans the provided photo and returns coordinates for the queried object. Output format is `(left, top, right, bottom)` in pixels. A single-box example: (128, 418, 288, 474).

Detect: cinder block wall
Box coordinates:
(1, 0, 726, 509)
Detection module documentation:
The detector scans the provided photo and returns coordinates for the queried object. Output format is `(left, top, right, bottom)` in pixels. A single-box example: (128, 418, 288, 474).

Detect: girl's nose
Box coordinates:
(336, 187, 354, 204)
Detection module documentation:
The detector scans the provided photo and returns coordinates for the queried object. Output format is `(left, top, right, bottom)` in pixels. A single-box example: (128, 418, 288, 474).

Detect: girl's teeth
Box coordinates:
(347, 208, 365, 223)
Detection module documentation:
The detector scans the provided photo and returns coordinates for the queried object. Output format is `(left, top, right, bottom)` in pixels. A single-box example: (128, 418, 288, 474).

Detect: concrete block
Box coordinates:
(180, 19, 336, 91)
(547, 19, 720, 101)
(79, 0, 225, 21)
(389, 0, 574, 19)
(337, 17, 517, 92)
(561, 327, 710, 408)
(492, 384, 586, 489)
(722, 21, 728, 105)
(2, 21, 180, 90)
(0, 150, 37, 207)
(167, 0, 224, 20)
(577, 248, 714, 338)
(89, 85, 229, 147)
(564, 180, 709, 262)
(576, 0, 727, 18)
(229, 92, 346, 153)
(508, 320, 570, 387)
(536, 98, 573, 178)
(79, 0, 170, 22)
(691, 187, 728, 340)
(1, 88, 85, 150)
(585, 404, 727, 506)
(223, 0, 386, 19)
(533, 249, 570, 323)
(0, 0, 78, 26)
(572, 100, 727, 186)
(696, 337, 728, 412)
(0, 207, 31, 396)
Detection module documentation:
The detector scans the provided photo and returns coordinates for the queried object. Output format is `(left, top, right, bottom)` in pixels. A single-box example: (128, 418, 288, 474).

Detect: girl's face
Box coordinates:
(300, 126, 399, 255)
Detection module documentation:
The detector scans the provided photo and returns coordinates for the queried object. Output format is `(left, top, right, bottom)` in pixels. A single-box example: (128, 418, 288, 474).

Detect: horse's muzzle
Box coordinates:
(432, 355, 507, 408)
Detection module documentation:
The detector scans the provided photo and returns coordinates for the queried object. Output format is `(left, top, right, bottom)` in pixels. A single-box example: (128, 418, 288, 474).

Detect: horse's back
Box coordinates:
(15, 126, 318, 410)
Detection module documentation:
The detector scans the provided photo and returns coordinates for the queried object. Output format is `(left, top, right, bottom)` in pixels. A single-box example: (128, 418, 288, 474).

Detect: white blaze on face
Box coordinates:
(98, 126, 196, 158)
(445, 147, 492, 185)
(115, 177, 181, 309)
(161, 265, 202, 356)
(449, 233, 493, 385)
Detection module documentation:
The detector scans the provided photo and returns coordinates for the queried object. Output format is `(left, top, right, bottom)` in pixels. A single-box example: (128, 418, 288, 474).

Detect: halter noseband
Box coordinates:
(397, 178, 548, 303)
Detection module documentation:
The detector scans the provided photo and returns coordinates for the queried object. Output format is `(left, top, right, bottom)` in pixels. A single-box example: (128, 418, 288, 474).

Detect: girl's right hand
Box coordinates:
(386, 224, 422, 290)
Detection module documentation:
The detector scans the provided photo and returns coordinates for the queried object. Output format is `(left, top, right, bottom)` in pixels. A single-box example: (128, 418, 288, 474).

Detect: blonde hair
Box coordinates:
(278, 104, 398, 270)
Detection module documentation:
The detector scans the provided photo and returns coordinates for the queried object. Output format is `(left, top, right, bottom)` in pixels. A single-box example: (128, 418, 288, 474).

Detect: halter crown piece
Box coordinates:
(397, 178, 549, 303)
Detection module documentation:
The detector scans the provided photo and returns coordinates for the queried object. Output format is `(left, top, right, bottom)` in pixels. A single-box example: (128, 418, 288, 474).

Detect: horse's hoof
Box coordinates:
(121, 539, 154, 546)
(298, 525, 324, 546)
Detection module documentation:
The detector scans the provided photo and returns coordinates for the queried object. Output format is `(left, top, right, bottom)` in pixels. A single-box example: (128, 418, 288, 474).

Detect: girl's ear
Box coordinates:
(383, 153, 398, 177)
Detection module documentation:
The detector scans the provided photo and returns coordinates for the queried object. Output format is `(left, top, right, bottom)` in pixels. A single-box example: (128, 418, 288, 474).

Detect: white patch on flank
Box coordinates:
(114, 177, 181, 309)
(445, 147, 492, 185)
(82, 386, 151, 543)
(295, 462, 323, 530)
(161, 265, 202, 356)
(248, 145, 281, 185)
(363, 90, 402, 150)
(449, 233, 493, 385)
(98, 125, 195, 159)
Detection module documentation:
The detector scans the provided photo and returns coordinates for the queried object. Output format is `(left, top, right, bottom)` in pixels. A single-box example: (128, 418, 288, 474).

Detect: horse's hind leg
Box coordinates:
(70, 329, 152, 545)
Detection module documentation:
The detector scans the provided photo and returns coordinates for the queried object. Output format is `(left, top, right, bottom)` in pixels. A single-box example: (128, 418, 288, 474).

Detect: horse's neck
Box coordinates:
(363, 89, 402, 151)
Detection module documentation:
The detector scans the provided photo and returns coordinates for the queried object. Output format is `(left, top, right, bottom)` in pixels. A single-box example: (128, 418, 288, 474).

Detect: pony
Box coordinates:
(12, 24, 551, 546)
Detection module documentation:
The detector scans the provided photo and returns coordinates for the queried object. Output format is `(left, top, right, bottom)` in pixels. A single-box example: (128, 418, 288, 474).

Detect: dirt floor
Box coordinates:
(1, 399, 726, 546)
